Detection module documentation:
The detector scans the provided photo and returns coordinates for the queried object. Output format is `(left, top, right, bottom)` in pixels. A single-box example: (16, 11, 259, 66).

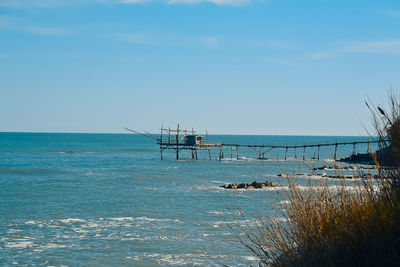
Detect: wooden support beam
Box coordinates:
(176, 124, 179, 160)
(285, 146, 288, 161)
(334, 143, 338, 161)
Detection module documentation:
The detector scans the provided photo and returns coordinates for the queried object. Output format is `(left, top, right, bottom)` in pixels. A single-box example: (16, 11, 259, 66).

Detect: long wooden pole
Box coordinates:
(176, 124, 179, 160)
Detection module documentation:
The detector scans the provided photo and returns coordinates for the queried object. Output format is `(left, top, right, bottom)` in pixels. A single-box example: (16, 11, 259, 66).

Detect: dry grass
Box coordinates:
(236, 93, 400, 266)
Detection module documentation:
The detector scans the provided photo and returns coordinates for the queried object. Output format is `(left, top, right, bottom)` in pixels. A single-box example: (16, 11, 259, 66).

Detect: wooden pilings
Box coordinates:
(334, 143, 338, 161)
(285, 146, 288, 161)
(155, 125, 381, 161)
(176, 124, 179, 160)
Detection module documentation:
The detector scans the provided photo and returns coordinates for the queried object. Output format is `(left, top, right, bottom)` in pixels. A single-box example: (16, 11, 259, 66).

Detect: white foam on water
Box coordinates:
(5, 241, 34, 248)
(210, 219, 259, 228)
(72, 227, 88, 234)
(25, 220, 37, 225)
(242, 255, 258, 261)
(134, 217, 159, 221)
(83, 222, 99, 228)
(59, 218, 86, 223)
(40, 243, 68, 249)
(219, 158, 238, 161)
(164, 166, 179, 170)
(7, 229, 21, 233)
(144, 253, 195, 265)
(135, 217, 182, 223)
(126, 256, 141, 261)
(190, 185, 224, 192)
(143, 253, 228, 265)
(294, 184, 380, 192)
(211, 180, 229, 184)
(110, 217, 135, 221)
(277, 217, 288, 222)
(206, 211, 236, 215)
(222, 232, 233, 236)
(279, 200, 290, 205)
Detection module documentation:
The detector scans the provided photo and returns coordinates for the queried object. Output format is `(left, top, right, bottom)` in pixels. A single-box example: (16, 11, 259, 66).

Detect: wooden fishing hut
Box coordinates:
(126, 125, 383, 161)
(157, 124, 211, 160)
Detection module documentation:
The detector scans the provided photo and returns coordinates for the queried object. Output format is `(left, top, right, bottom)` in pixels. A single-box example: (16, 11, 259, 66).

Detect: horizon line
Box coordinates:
(0, 131, 371, 137)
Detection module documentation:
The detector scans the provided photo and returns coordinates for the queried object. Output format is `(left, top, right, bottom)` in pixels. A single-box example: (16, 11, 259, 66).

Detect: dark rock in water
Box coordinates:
(220, 181, 277, 190)
(237, 183, 246, 189)
(338, 153, 375, 165)
(339, 147, 397, 167)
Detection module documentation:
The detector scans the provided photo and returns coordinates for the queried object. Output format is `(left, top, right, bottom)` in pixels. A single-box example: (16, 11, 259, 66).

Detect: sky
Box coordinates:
(1, 0, 399, 135)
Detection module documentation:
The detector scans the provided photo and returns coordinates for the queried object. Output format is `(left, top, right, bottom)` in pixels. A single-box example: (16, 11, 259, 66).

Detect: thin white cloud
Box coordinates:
(270, 58, 297, 66)
(0, 15, 74, 36)
(249, 39, 298, 50)
(0, 0, 65, 8)
(27, 26, 72, 36)
(116, 32, 221, 48)
(0, 0, 254, 7)
(309, 39, 400, 60)
(201, 36, 220, 48)
(0, 0, 113, 8)
(385, 10, 400, 17)
(0, 15, 20, 29)
(116, 33, 149, 44)
(119, 0, 149, 4)
(167, 0, 250, 6)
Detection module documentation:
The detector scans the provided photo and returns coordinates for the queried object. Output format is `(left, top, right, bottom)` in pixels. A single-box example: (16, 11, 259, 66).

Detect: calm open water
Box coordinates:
(0, 133, 377, 266)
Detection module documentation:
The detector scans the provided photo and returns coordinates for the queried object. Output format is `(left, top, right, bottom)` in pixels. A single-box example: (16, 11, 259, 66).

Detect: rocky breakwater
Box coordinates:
(220, 181, 277, 190)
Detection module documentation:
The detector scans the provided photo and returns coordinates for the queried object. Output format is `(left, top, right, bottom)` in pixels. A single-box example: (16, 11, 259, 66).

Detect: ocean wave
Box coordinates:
(0, 167, 60, 175)
(206, 211, 237, 215)
(139, 253, 228, 265)
(40, 243, 69, 249)
(210, 180, 230, 184)
(59, 218, 86, 224)
(4, 241, 34, 248)
(110, 217, 182, 223)
(58, 151, 98, 154)
(110, 217, 135, 221)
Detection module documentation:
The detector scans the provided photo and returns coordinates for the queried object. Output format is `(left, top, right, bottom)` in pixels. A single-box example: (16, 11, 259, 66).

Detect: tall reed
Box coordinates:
(237, 93, 400, 266)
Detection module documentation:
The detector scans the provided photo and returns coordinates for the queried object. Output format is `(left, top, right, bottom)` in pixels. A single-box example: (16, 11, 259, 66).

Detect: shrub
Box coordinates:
(237, 93, 400, 266)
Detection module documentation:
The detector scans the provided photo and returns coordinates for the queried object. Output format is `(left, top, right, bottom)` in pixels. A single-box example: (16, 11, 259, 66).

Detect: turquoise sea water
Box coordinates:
(0, 133, 377, 266)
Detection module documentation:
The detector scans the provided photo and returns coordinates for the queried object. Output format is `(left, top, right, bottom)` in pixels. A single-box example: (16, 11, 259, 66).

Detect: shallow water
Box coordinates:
(0, 133, 377, 265)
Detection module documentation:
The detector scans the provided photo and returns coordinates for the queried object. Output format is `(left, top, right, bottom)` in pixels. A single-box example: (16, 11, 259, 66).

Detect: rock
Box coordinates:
(220, 181, 277, 190)
(237, 183, 246, 189)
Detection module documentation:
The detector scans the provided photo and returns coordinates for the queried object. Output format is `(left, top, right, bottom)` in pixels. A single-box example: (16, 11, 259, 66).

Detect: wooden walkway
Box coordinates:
(126, 126, 385, 161)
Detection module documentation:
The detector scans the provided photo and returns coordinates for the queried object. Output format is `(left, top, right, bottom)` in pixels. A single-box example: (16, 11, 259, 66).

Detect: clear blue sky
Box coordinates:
(1, 0, 399, 135)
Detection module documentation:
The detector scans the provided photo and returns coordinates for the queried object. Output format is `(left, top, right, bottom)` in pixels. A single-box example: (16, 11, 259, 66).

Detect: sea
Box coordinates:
(0, 133, 378, 266)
